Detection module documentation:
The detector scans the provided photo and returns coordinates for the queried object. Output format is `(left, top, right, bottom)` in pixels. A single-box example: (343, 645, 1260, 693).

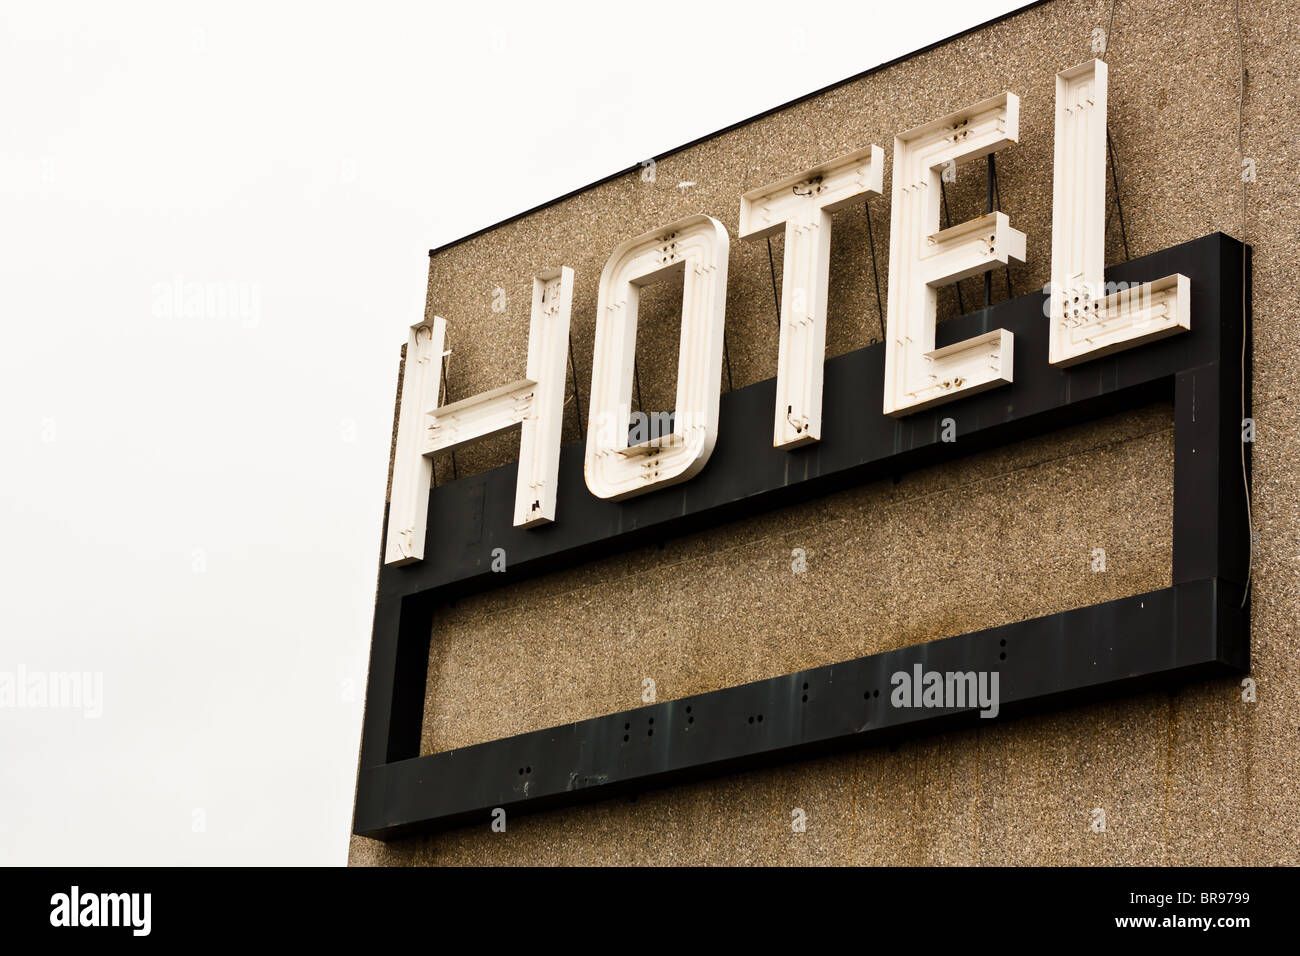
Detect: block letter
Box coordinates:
(585, 215, 729, 500)
(1048, 59, 1188, 365)
(385, 267, 573, 565)
(739, 145, 884, 446)
(883, 93, 1026, 416)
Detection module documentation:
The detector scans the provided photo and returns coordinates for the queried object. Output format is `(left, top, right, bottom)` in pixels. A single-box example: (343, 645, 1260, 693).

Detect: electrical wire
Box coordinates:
(1099, 1, 1130, 263)
(440, 352, 458, 481)
(1235, 0, 1254, 608)
(1102, 0, 1250, 606)
(1102, 0, 1117, 62)
(864, 201, 886, 341)
(766, 237, 781, 331)
(939, 178, 967, 314)
(567, 339, 584, 441)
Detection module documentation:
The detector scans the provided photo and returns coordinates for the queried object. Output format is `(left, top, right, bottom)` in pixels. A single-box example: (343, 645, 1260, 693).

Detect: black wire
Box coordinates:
(864, 201, 885, 342)
(567, 339, 584, 441)
(984, 156, 994, 309)
(430, 346, 438, 489)
(991, 156, 1012, 297)
(1098, 0, 1125, 304)
(1106, 130, 1131, 261)
(1234, 0, 1253, 608)
(723, 334, 734, 392)
(1102, 0, 1117, 62)
(440, 352, 458, 481)
(939, 179, 966, 314)
(766, 237, 781, 332)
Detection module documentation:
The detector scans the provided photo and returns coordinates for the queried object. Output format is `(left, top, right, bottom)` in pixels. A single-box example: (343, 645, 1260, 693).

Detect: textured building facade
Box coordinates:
(351, 0, 1300, 865)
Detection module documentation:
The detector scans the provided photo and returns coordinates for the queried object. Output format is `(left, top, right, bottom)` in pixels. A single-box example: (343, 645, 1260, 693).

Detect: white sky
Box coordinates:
(0, 0, 1025, 864)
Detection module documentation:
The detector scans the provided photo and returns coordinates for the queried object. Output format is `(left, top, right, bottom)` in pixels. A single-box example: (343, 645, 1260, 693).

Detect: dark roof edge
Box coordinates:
(427, 0, 1048, 258)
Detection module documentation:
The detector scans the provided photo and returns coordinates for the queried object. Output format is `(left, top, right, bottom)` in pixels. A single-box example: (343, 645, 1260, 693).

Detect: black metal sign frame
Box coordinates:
(354, 233, 1249, 840)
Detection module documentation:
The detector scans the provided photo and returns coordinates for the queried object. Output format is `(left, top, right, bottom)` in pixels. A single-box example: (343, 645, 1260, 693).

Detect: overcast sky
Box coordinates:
(0, 0, 1024, 865)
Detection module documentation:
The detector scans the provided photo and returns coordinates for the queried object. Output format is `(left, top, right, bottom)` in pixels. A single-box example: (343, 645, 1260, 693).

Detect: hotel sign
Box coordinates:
(355, 60, 1250, 839)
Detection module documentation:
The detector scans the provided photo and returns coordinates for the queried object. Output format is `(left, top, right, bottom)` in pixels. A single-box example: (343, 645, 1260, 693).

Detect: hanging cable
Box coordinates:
(1234, 0, 1253, 608)
(1102, 0, 1117, 62)
(1099, 0, 1130, 263)
(990, 154, 1013, 297)
(567, 339, 584, 441)
(766, 237, 781, 332)
(1106, 131, 1131, 261)
(864, 201, 886, 341)
(723, 334, 734, 392)
(946, 178, 967, 314)
(1102, 0, 1251, 606)
(440, 351, 458, 481)
(430, 348, 438, 489)
(985, 156, 995, 308)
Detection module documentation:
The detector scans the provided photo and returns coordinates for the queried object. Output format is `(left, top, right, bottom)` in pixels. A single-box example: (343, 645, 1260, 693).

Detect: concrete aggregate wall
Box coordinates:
(352, 0, 1300, 865)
